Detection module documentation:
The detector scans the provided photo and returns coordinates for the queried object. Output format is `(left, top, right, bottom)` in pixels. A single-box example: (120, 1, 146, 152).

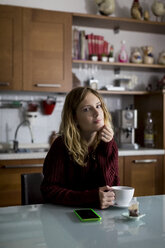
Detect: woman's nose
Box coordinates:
(93, 108, 99, 116)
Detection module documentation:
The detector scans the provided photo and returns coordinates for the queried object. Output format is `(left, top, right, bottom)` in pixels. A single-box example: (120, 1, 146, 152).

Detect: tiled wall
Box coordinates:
(0, 92, 65, 145)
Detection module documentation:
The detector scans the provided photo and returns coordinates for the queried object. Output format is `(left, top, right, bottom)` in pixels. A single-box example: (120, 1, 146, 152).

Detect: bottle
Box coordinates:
(144, 112, 155, 148)
(118, 40, 128, 63)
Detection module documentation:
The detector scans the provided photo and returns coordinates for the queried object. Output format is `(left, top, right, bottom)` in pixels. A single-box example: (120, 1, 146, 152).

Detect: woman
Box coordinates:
(41, 87, 119, 209)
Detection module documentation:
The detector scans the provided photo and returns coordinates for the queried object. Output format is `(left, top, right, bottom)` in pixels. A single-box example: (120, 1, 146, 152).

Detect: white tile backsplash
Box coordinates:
(0, 92, 65, 145)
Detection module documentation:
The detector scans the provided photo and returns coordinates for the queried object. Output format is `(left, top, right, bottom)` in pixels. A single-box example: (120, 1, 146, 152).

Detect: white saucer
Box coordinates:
(122, 212, 146, 221)
(113, 203, 129, 208)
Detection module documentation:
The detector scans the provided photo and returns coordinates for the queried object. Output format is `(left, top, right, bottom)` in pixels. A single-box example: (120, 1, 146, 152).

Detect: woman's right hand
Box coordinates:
(99, 185, 115, 209)
(98, 125, 114, 143)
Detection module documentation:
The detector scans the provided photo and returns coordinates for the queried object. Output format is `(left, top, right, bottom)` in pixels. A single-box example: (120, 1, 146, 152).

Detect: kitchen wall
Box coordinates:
(0, 0, 165, 146)
(0, 92, 65, 146)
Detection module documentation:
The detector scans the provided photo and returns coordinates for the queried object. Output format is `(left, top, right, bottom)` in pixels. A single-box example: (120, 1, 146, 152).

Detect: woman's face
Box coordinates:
(75, 92, 104, 135)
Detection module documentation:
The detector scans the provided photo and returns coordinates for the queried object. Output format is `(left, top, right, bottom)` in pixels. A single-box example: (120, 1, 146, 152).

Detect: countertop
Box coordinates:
(0, 149, 164, 160)
(118, 148, 165, 156)
(0, 195, 165, 248)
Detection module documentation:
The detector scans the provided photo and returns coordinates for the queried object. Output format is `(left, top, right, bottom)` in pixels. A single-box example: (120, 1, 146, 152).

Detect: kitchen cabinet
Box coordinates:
(118, 156, 124, 185)
(0, 6, 22, 90)
(134, 92, 165, 195)
(123, 155, 163, 196)
(0, 5, 72, 93)
(0, 153, 163, 207)
(71, 12, 165, 150)
(23, 8, 72, 92)
(134, 91, 165, 149)
(0, 158, 44, 207)
(71, 13, 165, 187)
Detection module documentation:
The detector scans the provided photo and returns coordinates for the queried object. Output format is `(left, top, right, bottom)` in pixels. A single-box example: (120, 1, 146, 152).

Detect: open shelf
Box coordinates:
(98, 89, 165, 95)
(72, 14, 165, 95)
(98, 90, 150, 95)
(72, 13, 165, 34)
(72, 59, 165, 71)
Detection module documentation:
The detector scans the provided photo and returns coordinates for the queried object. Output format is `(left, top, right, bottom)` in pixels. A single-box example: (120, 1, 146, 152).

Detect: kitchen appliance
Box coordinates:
(116, 108, 139, 149)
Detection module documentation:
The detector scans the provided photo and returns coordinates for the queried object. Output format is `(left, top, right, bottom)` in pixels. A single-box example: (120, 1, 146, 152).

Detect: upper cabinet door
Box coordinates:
(0, 6, 22, 91)
(23, 8, 72, 92)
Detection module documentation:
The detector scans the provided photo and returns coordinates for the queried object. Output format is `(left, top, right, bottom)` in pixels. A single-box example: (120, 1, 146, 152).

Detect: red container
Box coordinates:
(43, 100, 56, 115)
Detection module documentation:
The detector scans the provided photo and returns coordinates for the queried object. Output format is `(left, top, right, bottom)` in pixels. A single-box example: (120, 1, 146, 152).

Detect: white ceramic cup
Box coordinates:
(111, 186, 135, 207)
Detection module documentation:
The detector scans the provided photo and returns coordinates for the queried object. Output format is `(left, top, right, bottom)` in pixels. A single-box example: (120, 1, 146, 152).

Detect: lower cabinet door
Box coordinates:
(0, 159, 43, 207)
(124, 155, 163, 196)
(118, 156, 124, 186)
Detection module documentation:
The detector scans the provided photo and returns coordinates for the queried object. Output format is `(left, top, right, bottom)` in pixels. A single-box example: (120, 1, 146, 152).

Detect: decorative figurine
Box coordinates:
(131, 0, 143, 20)
(95, 0, 115, 16)
(130, 48, 142, 64)
(158, 51, 165, 65)
(118, 40, 129, 63)
(142, 46, 154, 64)
(143, 10, 150, 21)
(151, 0, 165, 22)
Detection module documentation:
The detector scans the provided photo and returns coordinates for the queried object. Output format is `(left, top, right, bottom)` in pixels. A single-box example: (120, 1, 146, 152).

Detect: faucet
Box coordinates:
(13, 120, 34, 152)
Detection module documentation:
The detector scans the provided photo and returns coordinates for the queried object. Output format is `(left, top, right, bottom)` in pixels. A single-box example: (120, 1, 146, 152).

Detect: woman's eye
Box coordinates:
(96, 104, 102, 109)
(83, 107, 90, 112)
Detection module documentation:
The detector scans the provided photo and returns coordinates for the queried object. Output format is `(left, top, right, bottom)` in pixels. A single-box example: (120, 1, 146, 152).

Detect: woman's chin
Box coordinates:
(95, 124, 104, 131)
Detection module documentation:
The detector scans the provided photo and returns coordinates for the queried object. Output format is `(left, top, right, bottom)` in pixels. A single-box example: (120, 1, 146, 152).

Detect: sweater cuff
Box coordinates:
(81, 188, 100, 206)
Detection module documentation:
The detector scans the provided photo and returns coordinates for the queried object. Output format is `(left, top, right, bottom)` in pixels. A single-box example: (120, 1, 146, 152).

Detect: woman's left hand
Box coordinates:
(99, 185, 115, 209)
(99, 125, 114, 143)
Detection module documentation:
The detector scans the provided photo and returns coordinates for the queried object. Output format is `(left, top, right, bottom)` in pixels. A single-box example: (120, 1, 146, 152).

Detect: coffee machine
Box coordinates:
(116, 108, 139, 149)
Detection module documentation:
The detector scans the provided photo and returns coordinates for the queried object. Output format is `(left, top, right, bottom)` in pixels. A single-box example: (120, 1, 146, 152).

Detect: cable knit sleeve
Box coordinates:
(97, 138, 120, 187)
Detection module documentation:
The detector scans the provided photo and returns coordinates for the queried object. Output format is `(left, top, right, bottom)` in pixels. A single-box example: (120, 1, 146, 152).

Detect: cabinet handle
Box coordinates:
(3, 164, 43, 168)
(0, 82, 10, 86)
(133, 159, 157, 164)
(34, 83, 61, 88)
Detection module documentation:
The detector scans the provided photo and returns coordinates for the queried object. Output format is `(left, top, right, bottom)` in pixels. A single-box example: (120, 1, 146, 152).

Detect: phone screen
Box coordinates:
(74, 209, 102, 222)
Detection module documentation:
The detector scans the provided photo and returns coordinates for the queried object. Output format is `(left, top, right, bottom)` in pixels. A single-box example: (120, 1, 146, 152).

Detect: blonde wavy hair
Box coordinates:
(59, 87, 113, 167)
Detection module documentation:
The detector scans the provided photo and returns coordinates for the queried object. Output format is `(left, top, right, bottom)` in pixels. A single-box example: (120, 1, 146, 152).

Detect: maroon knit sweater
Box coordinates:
(41, 136, 119, 207)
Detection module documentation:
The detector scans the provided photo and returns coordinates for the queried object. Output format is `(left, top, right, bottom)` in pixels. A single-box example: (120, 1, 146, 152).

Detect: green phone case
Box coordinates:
(74, 208, 102, 222)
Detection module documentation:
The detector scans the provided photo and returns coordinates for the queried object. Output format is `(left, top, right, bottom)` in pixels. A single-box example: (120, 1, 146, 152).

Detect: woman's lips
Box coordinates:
(94, 119, 102, 124)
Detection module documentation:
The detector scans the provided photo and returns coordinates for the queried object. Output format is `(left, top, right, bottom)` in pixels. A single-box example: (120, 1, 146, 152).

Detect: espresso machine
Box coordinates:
(116, 108, 139, 149)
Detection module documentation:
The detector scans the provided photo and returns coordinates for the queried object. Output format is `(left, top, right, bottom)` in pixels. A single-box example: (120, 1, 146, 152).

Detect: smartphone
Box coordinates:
(74, 208, 102, 222)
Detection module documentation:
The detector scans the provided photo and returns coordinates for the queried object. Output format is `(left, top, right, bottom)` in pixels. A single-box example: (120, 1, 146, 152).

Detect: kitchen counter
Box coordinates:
(118, 148, 165, 156)
(0, 151, 47, 160)
(0, 149, 164, 160)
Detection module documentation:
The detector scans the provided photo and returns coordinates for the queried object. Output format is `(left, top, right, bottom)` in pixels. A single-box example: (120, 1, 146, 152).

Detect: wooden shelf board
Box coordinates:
(72, 13, 165, 34)
(98, 90, 150, 95)
(72, 59, 165, 70)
